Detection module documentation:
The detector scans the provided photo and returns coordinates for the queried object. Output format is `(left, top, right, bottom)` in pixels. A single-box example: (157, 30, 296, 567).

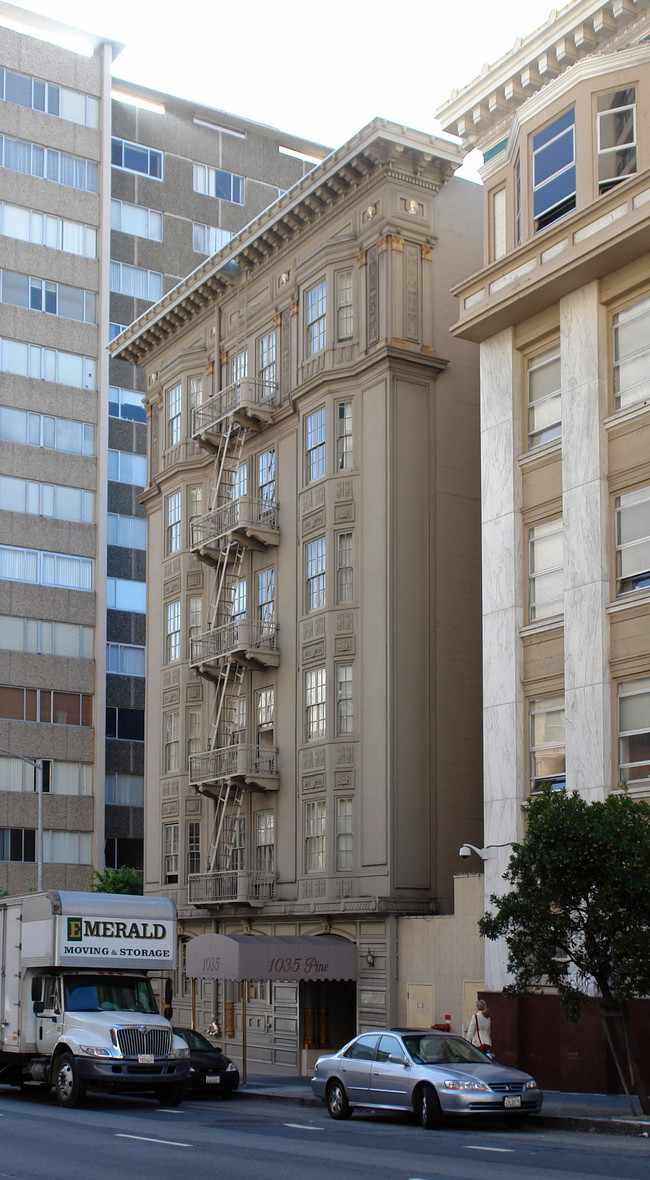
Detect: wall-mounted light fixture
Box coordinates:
(366, 950, 375, 967)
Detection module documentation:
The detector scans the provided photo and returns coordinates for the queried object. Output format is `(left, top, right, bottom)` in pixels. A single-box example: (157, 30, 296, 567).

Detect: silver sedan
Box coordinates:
(311, 1029, 543, 1128)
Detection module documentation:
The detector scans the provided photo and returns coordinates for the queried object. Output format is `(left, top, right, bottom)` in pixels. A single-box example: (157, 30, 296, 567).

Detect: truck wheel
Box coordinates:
(156, 1082, 186, 1106)
(55, 1053, 87, 1109)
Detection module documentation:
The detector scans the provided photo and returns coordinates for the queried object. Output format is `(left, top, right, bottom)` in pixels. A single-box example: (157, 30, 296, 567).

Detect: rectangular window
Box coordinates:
(0, 134, 97, 192)
(258, 449, 276, 505)
(306, 407, 326, 481)
(109, 261, 162, 302)
(107, 578, 146, 612)
(229, 816, 245, 870)
(616, 486, 650, 596)
(42, 830, 91, 865)
(255, 810, 274, 872)
(189, 375, 203, 413)
(0, 68, 98, 126)
(187, 821, 201, 877)
(491, 188, 507, 260)
(112, 137, 163, 179)
(306, 279, 327, 355)
(0, 828, 35, 862)
(167, 491, 182, 554)
(167, 383, 182, 448)
(336, 532, 353, 603)
(336, 270, 353, 340)
(257, 686, 275, 731)
(306, 537, 326, 611)
(166, 601, 181, 663)
(529, 519, 563, 621)
(232, 349, 248, 383)
(336, 663, 353, 736)
(106, 643, 146, 677)
(0, 336, 95, 390)
(192, 163, 244, 204)
(304, 799, 326, 872)
(257, 330, 276, 387)
(0, 270, 96, 323)
(0, 757, 90, 797)
(335, 797, 353, 871)
(108, 449, 147, 487)
(192, 222, 232, 254)
(527, 346, 561, 448)
(106, 706, 144, 742)
(258, 568, 275, 633)
(0, 687, 92, 727)
(532, 108, 576, 232)
(597, 88, 636, 194)
(0, 406, 95, 455)
(188, 596, 203, 647)
(105, 774, 144, 806)
(107, 512, 147, 549)
(0, 615, 93, 660)
(187, 708, 202, 760)
(337, 400, 353, 470)
(515, 156, 522, 246)
(619, 678, 650, 790)
(0, 545, 93, 591)
(164, 823, 179, 883)
(110, 198, 163, 241)
(164, 711, 180, 773)
(0, 475, 94, 524)
(306, 667, 326, 739)
(613, 295, 650, 411)
(530, 695, 566, 794)
(0, 201, 96, 257)
(231, 579, 246, 624)
(232, 463, 248, 500)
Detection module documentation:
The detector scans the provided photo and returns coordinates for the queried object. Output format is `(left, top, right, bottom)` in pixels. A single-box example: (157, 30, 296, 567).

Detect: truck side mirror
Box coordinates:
(31, 975, 43, 1003)
(164, 1005, 173, 1020)
(165, 979, 173, 1006)
(33, 1000, 45, 1015)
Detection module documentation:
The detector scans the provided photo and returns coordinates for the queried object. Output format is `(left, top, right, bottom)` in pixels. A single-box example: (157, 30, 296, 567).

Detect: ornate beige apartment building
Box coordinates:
(438, 0, 650, 1069)
(113, 119, 484, 1071)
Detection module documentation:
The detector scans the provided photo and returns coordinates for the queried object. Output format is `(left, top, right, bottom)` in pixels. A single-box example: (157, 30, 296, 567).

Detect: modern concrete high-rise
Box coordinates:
(112, 118, 484, 1071)
(0, 2, 328, 895)
(438, 0, 650, 1084)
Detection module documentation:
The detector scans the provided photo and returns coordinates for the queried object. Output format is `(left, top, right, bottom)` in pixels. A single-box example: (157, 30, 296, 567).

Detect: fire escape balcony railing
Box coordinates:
(189, 743, 279, 790)
(190, 496, 279, 557)
(191, 378, 278, 442)
(187, 868, 276, 906)
(190, 619, 279, 674)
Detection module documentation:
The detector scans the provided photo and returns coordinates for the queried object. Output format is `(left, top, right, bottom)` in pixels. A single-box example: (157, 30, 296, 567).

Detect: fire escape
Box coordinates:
(187, 368, 280, 907)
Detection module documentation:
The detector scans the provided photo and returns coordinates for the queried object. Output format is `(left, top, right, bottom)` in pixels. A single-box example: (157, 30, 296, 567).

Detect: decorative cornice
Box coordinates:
(437, 0, 650, 150)
(109, 119, 462, 367)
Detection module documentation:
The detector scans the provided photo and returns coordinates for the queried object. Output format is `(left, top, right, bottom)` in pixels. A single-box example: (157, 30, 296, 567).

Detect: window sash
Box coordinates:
(337, 532, 353, 603)
(616, 486, 650, 595)
(532, 109, 576, 229)
(306, 667, 326, 739)
(0, 336, 96, 390)
(528, 347, 561, 448)
(306, 537, 326, 611)
(304, 800, 326, 872)
(0, 134, 97, 191)
(530, 695, 566, 792)
(613, 295, 650, 411)
(529, 519, 564, 621)
(166, 601, 181, 663)
(306, 408, 326, 481)
(618, 678, 650, 787)
(112, 137, 162, 179)
(306, 280, 327, 355)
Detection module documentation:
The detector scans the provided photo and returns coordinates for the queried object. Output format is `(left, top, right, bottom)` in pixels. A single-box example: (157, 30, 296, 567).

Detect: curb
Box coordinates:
(235, 1088, 650, 1134)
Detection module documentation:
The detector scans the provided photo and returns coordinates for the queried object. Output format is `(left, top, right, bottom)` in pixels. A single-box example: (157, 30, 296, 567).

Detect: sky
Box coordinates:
(5, 0, 564, 180)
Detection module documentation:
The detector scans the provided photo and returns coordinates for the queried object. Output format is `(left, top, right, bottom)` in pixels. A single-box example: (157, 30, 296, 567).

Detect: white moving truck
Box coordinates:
(0, 890, 189, 1107)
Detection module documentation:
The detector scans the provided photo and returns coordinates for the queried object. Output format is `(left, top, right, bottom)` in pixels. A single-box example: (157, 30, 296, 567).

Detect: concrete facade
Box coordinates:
(113, 120, 484, 1072)
(0, 3, 328, 895)
(438, 0, 650, 1021)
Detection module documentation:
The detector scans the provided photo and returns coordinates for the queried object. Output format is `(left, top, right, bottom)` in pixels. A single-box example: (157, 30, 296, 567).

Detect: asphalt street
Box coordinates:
(0, 1087, 648, 1180)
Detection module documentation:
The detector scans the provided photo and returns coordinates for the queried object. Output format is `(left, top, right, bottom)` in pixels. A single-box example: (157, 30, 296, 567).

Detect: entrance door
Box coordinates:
(38, 975, 63, 1056)
(235, 981, 300, 1072)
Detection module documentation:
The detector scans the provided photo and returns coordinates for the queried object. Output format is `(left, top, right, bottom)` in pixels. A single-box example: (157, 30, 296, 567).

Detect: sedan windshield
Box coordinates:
(402, 1034, 489, 1065)
(63, 974, 158, 1014)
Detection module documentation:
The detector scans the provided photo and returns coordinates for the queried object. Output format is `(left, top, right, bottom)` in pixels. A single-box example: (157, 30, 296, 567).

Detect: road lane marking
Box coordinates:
(464, 1146, 514, 1153)
(155, 1108, 186, 1113)
(283, 1123, 324, 1131)
(116, 1134, 192, 1147)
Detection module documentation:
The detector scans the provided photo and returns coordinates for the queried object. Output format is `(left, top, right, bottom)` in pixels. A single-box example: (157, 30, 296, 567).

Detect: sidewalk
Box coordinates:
(235, 1073, 650, 1136)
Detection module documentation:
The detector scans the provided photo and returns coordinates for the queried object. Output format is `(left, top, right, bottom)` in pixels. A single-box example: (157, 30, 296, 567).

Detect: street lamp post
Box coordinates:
(0, 748, 44, 890)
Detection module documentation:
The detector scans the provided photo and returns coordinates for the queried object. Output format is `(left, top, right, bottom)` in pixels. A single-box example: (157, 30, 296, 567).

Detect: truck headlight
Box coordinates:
(169, 1047, 190, 1059)
(79, 1046, 113, 1057)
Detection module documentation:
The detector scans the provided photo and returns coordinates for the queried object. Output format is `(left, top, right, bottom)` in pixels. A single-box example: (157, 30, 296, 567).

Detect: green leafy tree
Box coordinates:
(480, 786, 650, 1114)
(90, 865, 143, 895)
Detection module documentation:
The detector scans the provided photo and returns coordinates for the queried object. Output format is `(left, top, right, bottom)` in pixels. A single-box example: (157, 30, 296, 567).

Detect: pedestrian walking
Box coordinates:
(466, 999, 492, 1052)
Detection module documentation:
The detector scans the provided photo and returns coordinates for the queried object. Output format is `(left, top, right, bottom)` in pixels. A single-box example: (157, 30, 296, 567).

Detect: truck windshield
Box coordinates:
(63, 975, 158, 1014)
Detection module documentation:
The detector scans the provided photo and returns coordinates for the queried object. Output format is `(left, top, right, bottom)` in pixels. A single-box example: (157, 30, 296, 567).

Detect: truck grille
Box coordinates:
(114, 1026, 171, 1058)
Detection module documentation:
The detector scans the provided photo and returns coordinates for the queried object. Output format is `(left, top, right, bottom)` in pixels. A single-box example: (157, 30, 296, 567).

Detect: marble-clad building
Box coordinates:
(112, 119, 484, 1071)
(438, 0, 650, 1007)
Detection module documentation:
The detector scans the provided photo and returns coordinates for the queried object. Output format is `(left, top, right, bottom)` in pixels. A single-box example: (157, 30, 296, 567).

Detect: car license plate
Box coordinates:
(504, 1095, 521, 1108)
(206, 1075, 220, 1084)
(138, 1054, 154, 1064)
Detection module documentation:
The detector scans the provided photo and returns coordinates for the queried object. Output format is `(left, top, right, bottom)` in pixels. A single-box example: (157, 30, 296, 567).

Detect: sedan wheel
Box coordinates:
(326, 1079, 351, 1120)
(419, 1082, 442, 1129)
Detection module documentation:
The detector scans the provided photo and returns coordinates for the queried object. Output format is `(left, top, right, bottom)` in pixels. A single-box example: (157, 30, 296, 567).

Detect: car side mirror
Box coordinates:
(389, 1054, 408, 1066)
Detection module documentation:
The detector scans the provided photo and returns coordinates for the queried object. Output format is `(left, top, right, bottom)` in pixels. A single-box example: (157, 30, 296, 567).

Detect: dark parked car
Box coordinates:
(173, 1027, 239, 1095)
(311, 1029, 543, 1128)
